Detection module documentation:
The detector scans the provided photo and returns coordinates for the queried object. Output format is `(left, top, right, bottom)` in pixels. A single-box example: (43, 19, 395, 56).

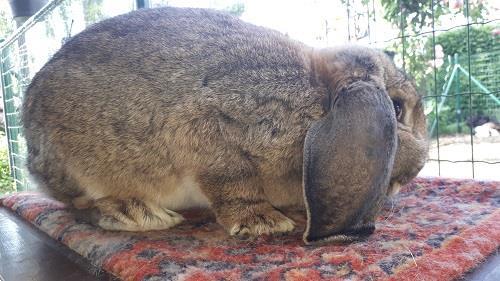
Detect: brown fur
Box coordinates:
(22, 7, 428, 237)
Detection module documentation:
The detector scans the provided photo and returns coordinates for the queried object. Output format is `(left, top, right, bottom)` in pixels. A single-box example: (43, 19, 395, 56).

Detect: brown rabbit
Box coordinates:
(22, 7, 428, 244)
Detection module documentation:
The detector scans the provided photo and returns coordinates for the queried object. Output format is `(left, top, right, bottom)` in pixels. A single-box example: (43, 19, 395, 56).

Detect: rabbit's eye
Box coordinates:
(392, 99, 403, 121)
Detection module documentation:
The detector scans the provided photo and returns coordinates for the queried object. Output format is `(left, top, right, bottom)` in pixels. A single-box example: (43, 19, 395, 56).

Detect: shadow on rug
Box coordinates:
(1, 177, 499, 281)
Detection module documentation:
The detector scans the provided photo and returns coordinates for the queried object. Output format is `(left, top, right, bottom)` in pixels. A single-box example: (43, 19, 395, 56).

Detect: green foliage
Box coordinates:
(380, 0, 487, 32)
(422, 24, 499, 94)
(224, 3, 245, 17)
(431, 25, 498, 57)
(0, 144, 14, 194)
(380, 0, 447, 31)
(432, 118, 469, 136)
(83, 0, 105, 25)
(0, 8, 14, 39)
(380, 0, 491, 86)
(424, 25, 499, 137)
(378, 0, 498, 137)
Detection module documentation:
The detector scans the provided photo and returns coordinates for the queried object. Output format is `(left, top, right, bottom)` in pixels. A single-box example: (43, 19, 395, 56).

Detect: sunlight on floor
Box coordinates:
(419, 135, 500, 181)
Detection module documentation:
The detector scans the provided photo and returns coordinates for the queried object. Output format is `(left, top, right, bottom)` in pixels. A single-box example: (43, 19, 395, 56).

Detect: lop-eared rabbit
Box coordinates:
(23, 7, 428, 244)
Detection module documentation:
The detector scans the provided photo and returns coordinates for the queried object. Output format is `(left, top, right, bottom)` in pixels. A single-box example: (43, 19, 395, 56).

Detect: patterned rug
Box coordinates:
(1, 177, 499, 281)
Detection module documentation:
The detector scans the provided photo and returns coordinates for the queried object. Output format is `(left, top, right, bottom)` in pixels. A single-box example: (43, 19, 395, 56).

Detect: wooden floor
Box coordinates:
(0, 206, 498, 281)
(0, 208, 115, 281)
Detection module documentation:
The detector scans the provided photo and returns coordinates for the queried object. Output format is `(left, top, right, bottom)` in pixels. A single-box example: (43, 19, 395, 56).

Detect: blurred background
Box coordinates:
(0, 0, 499, 194)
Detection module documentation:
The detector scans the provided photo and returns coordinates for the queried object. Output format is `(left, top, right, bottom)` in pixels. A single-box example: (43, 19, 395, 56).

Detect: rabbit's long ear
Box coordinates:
(303, 81, 397, 245)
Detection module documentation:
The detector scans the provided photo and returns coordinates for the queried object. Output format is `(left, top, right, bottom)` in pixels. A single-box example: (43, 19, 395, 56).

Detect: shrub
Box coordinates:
(0, 142, 14, 194)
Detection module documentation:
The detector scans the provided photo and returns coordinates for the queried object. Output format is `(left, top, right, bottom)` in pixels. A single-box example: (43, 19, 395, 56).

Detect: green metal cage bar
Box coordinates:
(1, 35, 30, 190)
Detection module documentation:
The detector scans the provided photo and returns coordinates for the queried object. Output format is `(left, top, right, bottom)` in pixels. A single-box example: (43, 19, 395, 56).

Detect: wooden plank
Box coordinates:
(0, 208, 116, 281)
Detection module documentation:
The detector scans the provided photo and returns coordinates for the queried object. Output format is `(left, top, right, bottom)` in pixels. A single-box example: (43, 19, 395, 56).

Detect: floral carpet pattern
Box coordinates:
(1, 177, 499, 281)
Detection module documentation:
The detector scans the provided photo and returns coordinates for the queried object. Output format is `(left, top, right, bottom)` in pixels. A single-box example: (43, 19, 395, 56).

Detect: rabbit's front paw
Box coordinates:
(88, 197, 184, 231)
(222, 206, 296, 237)
(229, 212, 295, 236)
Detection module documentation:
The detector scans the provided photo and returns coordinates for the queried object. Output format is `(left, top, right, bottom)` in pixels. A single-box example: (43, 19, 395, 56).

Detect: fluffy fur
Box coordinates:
(23, 7, 428, 238)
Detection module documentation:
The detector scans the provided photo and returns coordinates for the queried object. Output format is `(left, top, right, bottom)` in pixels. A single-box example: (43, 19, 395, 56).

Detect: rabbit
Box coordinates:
(22, 7, 428, 244)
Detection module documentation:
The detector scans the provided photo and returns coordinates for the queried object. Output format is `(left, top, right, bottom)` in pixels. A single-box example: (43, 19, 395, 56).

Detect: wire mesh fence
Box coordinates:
(1, 0, 137, 190)
(0, 0, 499, 192)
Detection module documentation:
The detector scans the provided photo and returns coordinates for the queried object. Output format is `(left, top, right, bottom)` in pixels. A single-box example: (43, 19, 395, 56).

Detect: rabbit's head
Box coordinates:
(385, 71, 428, 195)
(303, 46, 428, 244)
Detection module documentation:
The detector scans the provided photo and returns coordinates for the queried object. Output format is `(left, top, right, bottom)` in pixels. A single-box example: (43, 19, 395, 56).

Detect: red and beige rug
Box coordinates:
(1, 177, 499, 281)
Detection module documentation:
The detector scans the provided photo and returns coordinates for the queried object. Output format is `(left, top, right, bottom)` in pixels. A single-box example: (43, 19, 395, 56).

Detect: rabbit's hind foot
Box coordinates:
(219, 202, 296, 237)
(83, 197, 184, 232)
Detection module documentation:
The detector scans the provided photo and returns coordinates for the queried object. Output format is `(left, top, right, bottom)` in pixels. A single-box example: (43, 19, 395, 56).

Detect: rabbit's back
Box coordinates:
(23, 7, 325, 207)
(25, 7, 322, 138)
